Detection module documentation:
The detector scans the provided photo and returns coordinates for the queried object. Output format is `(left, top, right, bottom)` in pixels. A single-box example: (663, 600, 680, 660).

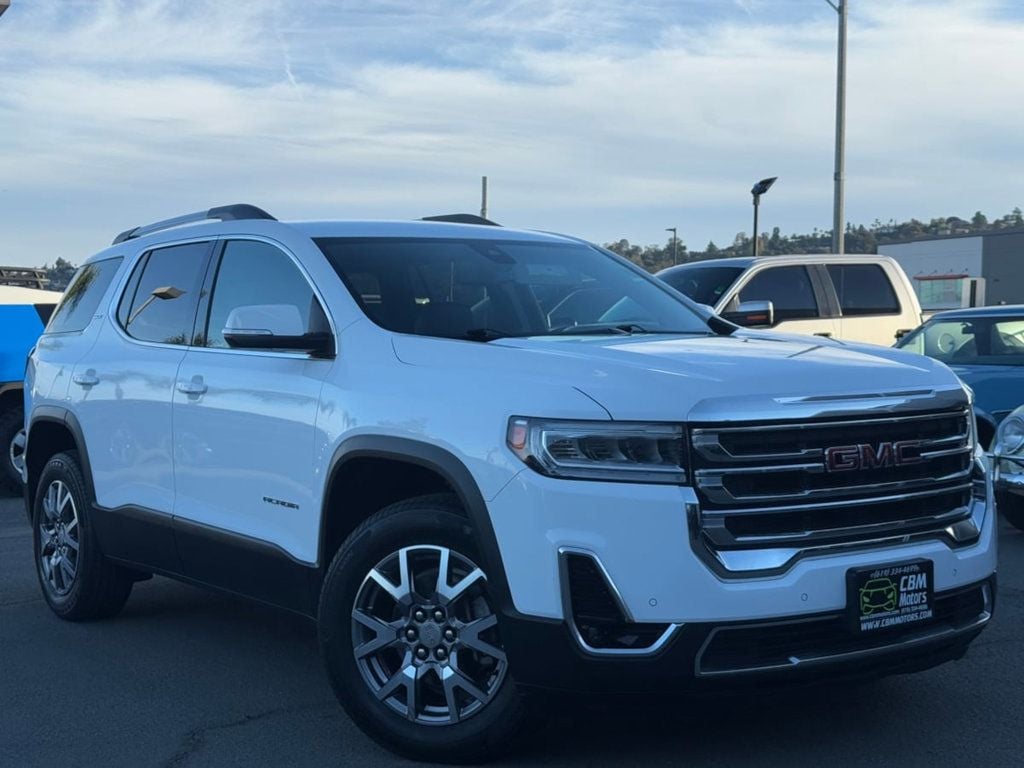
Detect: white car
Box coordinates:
(658, 254, 923, 346)
(23, 206, 995, 762)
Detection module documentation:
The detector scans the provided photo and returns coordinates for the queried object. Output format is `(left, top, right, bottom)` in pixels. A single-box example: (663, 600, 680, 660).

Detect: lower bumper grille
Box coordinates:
(697, 580, 992, 677)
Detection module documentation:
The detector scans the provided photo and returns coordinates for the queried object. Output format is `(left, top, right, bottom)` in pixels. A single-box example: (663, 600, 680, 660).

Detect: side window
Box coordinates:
(45, 257, 123, 335)
(204, 240, 326, 351)
(738, 266, 820, 321)
(119, 242, 210, 345)
(827, 264, 900, 316)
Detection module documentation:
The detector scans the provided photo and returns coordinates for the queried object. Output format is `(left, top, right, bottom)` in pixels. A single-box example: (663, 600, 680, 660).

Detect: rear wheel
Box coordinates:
(32, 451, 134, 620)
(0, 405, 24, 493)
(318, 494, 529, 763)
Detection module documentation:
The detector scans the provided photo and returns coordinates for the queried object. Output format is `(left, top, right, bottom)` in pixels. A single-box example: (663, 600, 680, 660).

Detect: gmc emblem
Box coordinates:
(824, 441, 924, 472)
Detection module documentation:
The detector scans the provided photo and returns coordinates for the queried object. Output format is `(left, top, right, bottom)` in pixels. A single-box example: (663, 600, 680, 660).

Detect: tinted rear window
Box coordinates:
(827, 264, 900, 316)
(118, 242, 210, 345)
(45, 257, 123, 334)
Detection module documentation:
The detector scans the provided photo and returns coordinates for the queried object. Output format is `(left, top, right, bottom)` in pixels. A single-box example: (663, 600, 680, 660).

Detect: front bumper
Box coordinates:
(501, 576, 994, 693)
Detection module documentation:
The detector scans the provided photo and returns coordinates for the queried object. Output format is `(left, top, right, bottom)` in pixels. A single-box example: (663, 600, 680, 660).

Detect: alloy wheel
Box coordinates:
(351, 545, 508, 725)
(9, 428, 26, 478)
(38, 480, 81, 596)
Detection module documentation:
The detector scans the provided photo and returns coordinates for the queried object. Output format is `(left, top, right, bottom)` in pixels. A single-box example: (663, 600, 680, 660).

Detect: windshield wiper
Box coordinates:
(547, 323, 650, 336)
(462, 328, 521, 342)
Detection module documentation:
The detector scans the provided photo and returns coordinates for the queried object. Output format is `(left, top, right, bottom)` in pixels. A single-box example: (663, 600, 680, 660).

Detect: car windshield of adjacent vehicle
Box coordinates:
(897, 316, 1024, 366)
(316, 237, 713, 340)
(658, 265, 744, 307)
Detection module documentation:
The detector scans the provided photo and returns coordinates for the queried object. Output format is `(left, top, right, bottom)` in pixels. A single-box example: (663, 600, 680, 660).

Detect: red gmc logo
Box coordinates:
(824, 441, 924, 472)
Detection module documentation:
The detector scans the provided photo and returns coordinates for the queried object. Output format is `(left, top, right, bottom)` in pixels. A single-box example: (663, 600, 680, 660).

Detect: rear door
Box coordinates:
(824, 263, 904, 346)
(171, 238, 334, 606)
(726, 264, 839, 338)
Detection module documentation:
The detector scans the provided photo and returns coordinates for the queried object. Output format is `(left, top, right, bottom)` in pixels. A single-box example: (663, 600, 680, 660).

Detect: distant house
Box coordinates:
(878, 228, 1024, 309)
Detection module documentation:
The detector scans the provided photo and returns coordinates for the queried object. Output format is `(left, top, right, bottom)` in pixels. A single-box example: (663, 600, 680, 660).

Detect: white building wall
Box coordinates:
(878, 237, 983, 280)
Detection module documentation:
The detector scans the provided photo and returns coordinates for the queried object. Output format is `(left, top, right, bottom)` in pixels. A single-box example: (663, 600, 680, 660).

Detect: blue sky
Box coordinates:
(1, 0, 1022, 266)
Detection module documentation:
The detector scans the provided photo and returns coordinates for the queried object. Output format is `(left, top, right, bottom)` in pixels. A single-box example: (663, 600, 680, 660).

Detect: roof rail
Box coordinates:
(421, 213, 500, 227)
(112, 204, 277, 245)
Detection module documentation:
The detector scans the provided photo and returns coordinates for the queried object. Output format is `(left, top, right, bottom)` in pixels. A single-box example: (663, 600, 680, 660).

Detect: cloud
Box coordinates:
(0, 0, 1021, 264)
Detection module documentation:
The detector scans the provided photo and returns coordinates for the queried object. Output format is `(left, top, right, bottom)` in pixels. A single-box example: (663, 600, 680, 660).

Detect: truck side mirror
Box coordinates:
(723, 300, 775, 328)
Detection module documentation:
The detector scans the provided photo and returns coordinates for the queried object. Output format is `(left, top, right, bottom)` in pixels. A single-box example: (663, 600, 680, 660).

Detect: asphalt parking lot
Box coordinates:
(2, 490, 1022, 768)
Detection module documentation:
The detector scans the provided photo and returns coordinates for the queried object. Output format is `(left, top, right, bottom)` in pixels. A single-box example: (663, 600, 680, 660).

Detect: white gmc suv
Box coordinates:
(23, 206, 996, 763)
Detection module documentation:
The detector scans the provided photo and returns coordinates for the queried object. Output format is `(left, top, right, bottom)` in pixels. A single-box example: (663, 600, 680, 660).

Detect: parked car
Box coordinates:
(895, 305, 1024, 531)
(993, 403, 1024, 530)
(24, 205, 995, 763)
(895, 305, 1024, 449)
(657, 255, 923, 346)
(0, 285, 60, 492)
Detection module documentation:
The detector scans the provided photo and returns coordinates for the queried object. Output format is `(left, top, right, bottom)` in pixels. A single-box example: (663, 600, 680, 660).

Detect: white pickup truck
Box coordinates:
(658, 255, 923, 346)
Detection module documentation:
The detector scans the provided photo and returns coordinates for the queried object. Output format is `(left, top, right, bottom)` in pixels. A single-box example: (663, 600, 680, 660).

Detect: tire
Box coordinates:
(318, 493, 530, 764)
(0, 405, 23, 493)
(998, 492, 1024, 532)
(32, 451, 134, 621)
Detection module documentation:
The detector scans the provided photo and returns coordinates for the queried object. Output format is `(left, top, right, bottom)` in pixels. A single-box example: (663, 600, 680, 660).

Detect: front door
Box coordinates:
(726, 264, 839, 339)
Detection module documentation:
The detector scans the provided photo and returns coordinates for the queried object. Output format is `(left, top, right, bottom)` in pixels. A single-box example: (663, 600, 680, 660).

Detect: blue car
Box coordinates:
(1, 286, 61, 491)
(895, 305, 1024, 450)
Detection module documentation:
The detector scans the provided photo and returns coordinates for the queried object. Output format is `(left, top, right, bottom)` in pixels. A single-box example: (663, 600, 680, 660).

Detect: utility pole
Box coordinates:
(665, 227, 679, 265)
(480, 176, 488, 219)
(827, 0, 847, 254)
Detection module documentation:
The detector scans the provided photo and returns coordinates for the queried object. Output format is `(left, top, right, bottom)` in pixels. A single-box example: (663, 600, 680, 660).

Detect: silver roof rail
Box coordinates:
(112, 204, 276, 245)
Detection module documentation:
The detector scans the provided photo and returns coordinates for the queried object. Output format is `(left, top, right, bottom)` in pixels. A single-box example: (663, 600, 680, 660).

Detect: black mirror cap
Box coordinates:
(223, 330, 335, 358)
(721, 302, 775, 329)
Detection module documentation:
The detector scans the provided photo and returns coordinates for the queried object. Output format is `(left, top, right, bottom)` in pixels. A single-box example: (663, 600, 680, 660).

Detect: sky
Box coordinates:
(1, 0, 1022, 267)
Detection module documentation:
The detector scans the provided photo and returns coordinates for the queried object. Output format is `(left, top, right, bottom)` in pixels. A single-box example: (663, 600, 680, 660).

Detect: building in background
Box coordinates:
(879, 229, 1024, 310)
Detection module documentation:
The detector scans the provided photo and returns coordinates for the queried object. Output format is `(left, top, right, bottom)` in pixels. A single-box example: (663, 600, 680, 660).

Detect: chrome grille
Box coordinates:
(690, 408, 974, 556)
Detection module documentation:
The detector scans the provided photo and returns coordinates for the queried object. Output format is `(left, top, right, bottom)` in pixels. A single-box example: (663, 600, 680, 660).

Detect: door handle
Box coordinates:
(176, 377, 207, 396)
(72, 371, 99, 387)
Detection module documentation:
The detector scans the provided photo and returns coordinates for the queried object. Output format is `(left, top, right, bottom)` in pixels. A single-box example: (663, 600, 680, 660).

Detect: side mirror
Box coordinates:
(722, 300, 775, 328)
(222, 304, 334, 358)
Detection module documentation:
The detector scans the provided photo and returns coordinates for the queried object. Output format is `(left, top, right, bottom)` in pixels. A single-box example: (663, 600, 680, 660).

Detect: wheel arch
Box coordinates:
(319, 436, 514, 613)
(25, 406, 94, 521)
(974, 409, 998, 450)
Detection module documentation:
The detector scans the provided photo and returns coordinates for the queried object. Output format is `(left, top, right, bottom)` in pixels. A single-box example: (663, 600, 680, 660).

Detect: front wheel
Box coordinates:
(318, 494, 529, 763)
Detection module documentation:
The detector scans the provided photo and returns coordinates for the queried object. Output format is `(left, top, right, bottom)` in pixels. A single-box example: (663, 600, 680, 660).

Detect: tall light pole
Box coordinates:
(480, 176, 488, 219)
(665, 227, 679, 265)
(826, 0, 847, 254)
(750, 177, 777, 257)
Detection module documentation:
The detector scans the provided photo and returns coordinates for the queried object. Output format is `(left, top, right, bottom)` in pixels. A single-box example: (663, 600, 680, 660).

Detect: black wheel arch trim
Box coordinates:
(24, 405, 96, 522)
(321, 435, 521, 619)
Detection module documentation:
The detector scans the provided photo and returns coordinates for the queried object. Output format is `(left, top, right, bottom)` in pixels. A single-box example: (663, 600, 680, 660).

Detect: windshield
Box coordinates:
(659, 265, 743, 306)
(897, 316, 1024, 366)
(315, 237, 711, 340)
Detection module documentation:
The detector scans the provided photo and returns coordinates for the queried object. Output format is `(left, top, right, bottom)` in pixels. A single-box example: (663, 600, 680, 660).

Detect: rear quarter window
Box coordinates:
(45, 257, 123, 334)
(827, 264, 901, 316)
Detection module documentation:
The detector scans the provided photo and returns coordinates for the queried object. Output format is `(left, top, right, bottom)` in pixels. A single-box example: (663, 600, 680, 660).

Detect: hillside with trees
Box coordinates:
(606, 207, 1024, 273)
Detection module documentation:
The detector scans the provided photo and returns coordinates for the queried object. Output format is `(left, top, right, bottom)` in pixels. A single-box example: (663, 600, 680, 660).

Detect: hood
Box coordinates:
(392, 330, 965, 422)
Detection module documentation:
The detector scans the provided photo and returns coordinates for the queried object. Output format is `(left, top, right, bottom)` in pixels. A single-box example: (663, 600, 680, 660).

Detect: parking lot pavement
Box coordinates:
(1, 490, 1022, 768)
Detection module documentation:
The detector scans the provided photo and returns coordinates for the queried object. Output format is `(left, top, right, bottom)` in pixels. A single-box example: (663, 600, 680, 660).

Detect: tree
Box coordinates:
(971, 211, 988, 229)
(44, 257, 77, 291)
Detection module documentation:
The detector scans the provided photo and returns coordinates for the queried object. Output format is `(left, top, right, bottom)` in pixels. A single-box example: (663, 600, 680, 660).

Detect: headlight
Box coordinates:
(996, 408, 1024, 456)
(507, 417, 686, 484)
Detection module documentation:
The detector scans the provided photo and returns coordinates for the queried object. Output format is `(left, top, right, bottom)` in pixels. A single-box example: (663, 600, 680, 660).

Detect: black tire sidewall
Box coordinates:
(318, 498, 526, 763)
(0, 406, 22, 491)
(32, 452, 99, 616)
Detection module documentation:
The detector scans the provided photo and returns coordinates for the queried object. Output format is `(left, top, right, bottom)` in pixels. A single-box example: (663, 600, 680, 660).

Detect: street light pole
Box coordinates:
(480, 176, 488, 219)
(750, 177, 777, 257)
(665, 227, 679, 265)
(826, 0, 847, 254)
